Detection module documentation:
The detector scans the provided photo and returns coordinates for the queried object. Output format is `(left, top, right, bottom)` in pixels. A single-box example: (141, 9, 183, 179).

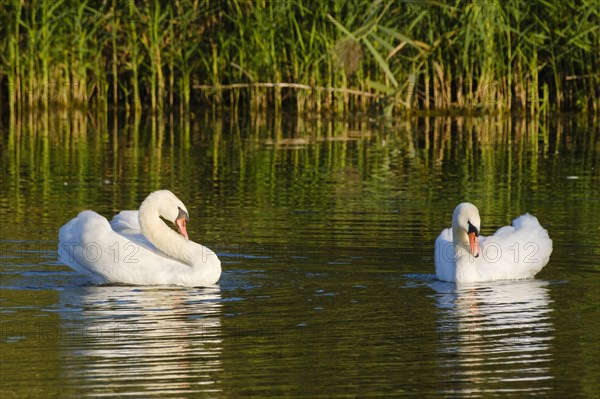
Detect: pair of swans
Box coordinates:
(58, 191, 552, 287)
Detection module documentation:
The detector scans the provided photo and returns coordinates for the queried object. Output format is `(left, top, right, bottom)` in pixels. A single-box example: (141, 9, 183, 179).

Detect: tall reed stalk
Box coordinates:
(0, 0, 597, 117)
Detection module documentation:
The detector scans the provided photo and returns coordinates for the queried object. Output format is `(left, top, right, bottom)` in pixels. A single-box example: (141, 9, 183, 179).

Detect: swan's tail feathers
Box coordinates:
(57, 211, 110, 283)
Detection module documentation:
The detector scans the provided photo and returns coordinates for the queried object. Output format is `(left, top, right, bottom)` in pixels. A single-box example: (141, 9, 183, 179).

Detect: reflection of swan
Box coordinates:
(58, 190, 221, 287)
(433, 279, 554, 395)
(59, 286, 222, 395)
(435, 203, 552, 283)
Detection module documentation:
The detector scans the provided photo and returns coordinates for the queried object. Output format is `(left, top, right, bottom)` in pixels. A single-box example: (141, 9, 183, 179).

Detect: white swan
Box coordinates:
(58, 190, 221, 287)
(435, 203, 552, 283)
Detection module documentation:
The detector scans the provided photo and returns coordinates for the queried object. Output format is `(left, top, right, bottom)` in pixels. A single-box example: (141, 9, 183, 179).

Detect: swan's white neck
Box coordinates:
(452, 211, 478, 282)
(452, 225, 471, 258)
(139, 198, 192, 265)
(135, 190, 222, 286)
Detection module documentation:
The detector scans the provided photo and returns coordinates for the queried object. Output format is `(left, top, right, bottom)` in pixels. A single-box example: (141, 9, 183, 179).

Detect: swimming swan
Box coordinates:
(58, 190, 221, 287)
(435, 203, 552, 283)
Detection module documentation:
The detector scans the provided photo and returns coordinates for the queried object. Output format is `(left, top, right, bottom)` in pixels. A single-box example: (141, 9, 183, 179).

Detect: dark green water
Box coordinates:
(1, 112, 598, 398)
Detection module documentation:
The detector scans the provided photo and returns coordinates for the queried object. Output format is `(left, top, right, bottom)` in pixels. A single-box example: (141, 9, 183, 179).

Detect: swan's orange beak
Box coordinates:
(176, 217, 189, 240)
(468, 232, 480, 258)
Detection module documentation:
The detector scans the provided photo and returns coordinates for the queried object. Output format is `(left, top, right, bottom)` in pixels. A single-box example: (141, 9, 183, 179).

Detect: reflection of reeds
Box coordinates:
(6, 111, 597, 191)
(3, 111, 598, 259)
(1, 1, 598, 116)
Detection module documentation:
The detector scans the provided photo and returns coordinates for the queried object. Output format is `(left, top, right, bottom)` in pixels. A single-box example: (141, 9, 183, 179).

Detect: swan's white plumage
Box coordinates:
(58, 190, 221, 287)
(435, 203, 552, 284)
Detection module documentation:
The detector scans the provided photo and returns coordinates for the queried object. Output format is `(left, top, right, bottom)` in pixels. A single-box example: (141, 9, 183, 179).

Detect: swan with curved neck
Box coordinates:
(58, 190, 221, 287)
(451, 203, 482, 261)
(138, 190, 192, 262)
(435, 202, 552, 284)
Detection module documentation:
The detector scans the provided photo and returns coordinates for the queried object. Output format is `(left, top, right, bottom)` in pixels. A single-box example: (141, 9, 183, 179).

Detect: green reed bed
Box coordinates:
(0, 0, 598, 117)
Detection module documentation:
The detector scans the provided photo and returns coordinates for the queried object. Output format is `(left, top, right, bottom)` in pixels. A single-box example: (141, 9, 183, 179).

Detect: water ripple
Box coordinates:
(432, 279, 555, 397)
(55, 286, 223, 397)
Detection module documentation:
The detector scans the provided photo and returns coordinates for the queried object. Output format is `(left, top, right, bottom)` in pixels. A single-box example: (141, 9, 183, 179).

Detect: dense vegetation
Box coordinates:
(1, 0, 598, 116)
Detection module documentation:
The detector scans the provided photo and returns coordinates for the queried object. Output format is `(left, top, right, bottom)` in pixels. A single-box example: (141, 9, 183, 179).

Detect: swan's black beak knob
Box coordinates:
(176, 207, 190, 240)
(177, 207, 189, 222)
(467, 221, 479, 237)
(467, 221, 480, 258)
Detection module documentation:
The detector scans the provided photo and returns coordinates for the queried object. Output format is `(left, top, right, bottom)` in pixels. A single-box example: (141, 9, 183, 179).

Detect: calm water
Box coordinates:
(1, 112, 598, 398)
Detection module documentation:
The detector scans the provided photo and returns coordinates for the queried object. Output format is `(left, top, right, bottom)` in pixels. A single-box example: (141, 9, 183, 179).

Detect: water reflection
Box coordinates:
(58, 286, 222, 397)
(432, 280, 554, 397)
(1, 110, 598, 397)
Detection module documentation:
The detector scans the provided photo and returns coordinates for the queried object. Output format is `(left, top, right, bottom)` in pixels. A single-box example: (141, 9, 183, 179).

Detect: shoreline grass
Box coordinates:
(0, 0, 598, 117)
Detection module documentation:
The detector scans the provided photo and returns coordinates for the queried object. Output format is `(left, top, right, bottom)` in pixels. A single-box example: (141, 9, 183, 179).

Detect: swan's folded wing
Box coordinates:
(435, 228, 453, 253)
(512, 213, 553, 268)
(512, 213, 544, 230)
(478, 213, 553, 280)
(435, 228, 455, 282)
(489, 225, 516, 239)
(109, 210, 157, 249)
(110, 210, 140, 232)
